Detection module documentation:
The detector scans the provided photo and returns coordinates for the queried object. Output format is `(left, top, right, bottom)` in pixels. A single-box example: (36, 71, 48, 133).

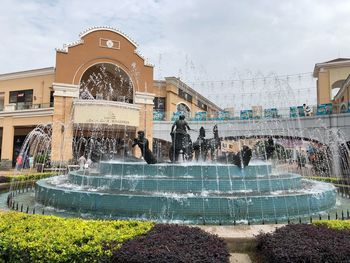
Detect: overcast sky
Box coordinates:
(1, 0, 350, 108)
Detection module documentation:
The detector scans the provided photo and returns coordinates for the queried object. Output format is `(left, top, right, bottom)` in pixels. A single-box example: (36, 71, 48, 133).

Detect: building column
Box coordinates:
(1, 118, 14, 168)
(135, 92, 155, 157)
(317, 70, 331, 105)
(51, 83, 79, 164)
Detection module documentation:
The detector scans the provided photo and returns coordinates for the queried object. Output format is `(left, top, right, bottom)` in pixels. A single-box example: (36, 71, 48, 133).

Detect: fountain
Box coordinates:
(34, 160, 336, 223)
(32, 123, 337, 224)
(6, 63, 343, 225)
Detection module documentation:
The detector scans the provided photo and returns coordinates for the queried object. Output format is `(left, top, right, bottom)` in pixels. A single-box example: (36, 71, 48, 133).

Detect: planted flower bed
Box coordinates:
(256, 223, 350, 263)
(0, 212, 153, 262)
(0, 212, 230, 263)
(110, 224, 230, 263)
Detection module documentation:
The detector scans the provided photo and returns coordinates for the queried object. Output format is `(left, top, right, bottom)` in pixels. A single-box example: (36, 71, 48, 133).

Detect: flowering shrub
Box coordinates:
(110, 224, 230, 263)
(0, 212, 153, 262)
(256, 224, 350, 263)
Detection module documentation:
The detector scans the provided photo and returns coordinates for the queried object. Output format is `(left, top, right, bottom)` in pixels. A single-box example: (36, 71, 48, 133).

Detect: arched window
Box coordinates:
(80, 63, 133, 103)
(340, 103, 348, 113)
(331, 79, 345, 100)
(177, 103, 191, 118)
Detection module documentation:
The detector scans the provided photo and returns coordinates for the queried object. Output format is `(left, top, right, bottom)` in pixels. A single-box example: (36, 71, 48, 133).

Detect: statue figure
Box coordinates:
(171, 114, 191, 135)
(265, 137, 275, 160)
(210, 124, 221, 160)
(231, 145, 252, 168)
(132, 131, 157, 164)
(217, 145, 252, 168)
(169, 115, 193, 162)
(213, 124, 219, 140)
(199, 126, 206, 138)
(193, 127, 208, 161)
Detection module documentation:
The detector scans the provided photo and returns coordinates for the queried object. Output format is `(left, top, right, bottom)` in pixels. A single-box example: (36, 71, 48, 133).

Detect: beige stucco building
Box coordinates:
(313, 58, 350, 111)
(0, 27, 220, 167)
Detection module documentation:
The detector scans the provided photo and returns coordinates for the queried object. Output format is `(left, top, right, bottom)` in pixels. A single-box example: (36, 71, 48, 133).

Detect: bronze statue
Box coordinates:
(193, 126, 207, 161)
(171, 115, 191, 135)
(231, 145, 252, 168)
(169, 115, 193, 162)
(132, 131, 157, 164)
(193, 125, 221, 162)
(265, 138, 275, 160)
(217, 145, 252, 168)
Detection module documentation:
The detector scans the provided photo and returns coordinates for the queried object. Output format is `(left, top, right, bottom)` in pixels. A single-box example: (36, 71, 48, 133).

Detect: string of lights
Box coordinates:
(180, 72, 317, 109)
(186, 72, 313, 85)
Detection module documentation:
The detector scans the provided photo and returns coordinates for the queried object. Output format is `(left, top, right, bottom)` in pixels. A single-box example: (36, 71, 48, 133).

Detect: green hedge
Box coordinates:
(0, 172, 57, 184)
(0, 212, 154, 262)
(314, 220, 350, 230)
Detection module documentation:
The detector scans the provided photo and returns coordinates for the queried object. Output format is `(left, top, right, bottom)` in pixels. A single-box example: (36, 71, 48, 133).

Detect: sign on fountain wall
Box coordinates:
(73, 101, 140, 126)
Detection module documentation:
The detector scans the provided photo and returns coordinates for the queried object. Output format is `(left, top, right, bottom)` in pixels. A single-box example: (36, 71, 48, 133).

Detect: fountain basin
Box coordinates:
(99, 161, 272, 178)
(35, 161, 337, 224)
(67, 171, 302, 192)
(35, 179, 336, 223)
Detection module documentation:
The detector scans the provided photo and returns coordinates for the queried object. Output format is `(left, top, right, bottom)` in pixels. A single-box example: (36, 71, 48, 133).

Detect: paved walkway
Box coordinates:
(230, 253, 252, 263)
(199, 224, 284, 239)
(199, 224, 285, 262)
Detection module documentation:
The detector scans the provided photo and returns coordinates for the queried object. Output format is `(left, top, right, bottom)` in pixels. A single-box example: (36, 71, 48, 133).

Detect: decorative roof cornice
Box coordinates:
(0, 67, 55, 81)
(313, 59, 350, 77)
(79, 26, 138, 47)
(56, 39, 84, 53)
(56, 27, 152, 67)
(133, 50, 154, 67)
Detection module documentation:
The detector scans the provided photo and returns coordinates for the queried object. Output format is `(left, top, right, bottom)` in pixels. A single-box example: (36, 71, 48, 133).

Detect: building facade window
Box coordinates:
(50, 90, 54, 107)
(153, 97, 166, 120)
(178, 89, 192, 103)
(154, 97, 166, 111)
(9, 89, 33, 109)
(197, 100, 208, 111)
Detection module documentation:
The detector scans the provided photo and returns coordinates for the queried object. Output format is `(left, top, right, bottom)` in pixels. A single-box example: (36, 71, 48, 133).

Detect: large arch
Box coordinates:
(55, 27, 153, 93)
(51, 27, 155, 163)
(79, 62, 134, 103)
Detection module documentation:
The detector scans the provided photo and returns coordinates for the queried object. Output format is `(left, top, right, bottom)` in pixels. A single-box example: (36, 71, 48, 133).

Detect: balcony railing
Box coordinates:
(15, 102, 54, 110)
(0, 103, 54, 111)
(154, 102, 350, 122)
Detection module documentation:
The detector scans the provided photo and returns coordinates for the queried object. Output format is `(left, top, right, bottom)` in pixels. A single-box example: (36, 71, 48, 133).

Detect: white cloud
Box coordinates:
(1, 0, 350, 107)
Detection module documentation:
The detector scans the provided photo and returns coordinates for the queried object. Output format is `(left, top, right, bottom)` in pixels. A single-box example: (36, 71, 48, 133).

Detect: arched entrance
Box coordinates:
(79, 63, 134, 103)
(51, 27, 155, 163)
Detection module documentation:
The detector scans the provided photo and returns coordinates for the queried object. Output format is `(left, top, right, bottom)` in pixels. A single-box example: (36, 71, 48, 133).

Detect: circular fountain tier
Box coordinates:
(35, 161, 337, 224)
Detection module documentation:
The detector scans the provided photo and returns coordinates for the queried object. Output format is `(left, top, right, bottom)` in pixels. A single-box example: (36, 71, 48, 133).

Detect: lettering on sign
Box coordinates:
(74, 104, 139, 126)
